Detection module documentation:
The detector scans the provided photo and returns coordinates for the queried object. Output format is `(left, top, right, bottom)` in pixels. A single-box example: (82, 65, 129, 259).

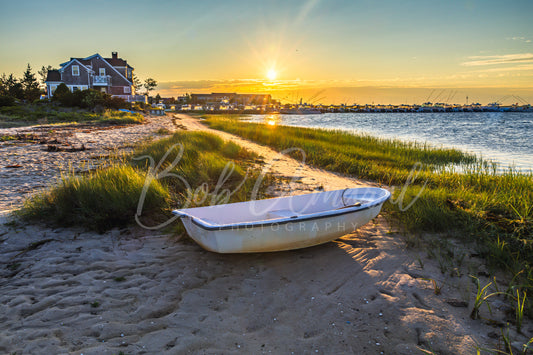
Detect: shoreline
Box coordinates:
(242, 111, 533, 173)
(173, 105, 533, 114)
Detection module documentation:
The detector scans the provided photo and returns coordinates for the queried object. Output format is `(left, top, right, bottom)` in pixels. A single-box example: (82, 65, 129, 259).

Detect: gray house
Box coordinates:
(45, 52, 135, 102)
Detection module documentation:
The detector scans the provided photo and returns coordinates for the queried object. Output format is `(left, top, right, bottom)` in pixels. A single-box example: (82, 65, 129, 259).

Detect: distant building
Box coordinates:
(177, 95, 189, 104)
(45, 52, 135, 102)
(191, 93, 272, 105)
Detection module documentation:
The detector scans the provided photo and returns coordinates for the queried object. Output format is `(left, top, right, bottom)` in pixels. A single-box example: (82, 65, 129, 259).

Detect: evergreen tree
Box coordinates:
(5, 73, 23, 100)
(21, 64, 41, 102)
(0, 73, 8, 96)
(38, 65, 53, 86)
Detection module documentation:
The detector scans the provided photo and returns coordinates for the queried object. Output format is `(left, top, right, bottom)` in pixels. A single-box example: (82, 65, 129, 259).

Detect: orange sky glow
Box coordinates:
(1, 0, 532, 104)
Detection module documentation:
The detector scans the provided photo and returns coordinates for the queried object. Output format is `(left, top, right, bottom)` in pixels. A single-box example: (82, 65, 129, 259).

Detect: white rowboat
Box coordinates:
(172, 187, 390, 253)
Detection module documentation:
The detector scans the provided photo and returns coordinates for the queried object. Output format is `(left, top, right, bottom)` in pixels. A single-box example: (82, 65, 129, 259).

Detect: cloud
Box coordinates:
(474, 64, 533, 73)
(461, 53, 533, 66)
(506, 36, 532, 43)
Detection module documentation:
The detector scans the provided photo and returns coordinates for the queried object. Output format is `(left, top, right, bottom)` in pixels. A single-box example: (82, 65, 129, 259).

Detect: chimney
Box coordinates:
(112, 52, 118, 59)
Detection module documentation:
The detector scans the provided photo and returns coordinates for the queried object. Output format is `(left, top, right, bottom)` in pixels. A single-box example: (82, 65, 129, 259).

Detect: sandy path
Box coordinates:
(1, 114, 530, 354)
(175, 114, 373, 195)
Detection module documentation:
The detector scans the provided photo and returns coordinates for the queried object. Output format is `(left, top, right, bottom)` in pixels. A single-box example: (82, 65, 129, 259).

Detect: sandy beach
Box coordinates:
(1, 114, 530, 354)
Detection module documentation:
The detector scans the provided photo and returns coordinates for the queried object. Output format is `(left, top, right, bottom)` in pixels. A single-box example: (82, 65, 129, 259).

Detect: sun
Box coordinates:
(266, 68, 277, 81)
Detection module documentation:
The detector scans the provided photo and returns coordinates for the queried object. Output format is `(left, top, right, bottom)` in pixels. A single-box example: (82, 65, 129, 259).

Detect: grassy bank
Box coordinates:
(203, 115, 533, 310)
(20, 130, 269, 232)
(0, 104, 144, 127)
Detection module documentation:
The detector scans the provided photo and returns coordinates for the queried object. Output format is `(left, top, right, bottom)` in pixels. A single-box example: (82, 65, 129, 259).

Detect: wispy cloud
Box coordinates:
(474, 64, 533, 73)
(506, 36, 532, 43)
(461, 53, 533, 66)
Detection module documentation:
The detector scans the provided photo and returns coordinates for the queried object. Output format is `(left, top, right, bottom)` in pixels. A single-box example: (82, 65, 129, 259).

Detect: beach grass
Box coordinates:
(202, 114, 533, 313)
(0, 104, 144, 126)
(19, 130, 268, 232)
(19, 165, 169, 232)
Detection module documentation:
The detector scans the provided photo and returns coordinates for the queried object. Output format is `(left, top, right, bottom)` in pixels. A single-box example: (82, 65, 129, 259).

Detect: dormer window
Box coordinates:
(72, 65, 79, 76)
(99, 68, 106, 76)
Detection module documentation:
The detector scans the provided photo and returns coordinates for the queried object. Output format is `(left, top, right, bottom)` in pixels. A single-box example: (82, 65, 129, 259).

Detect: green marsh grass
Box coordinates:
(515, 290, 527, 334)
(203, 114, 533, 313)
(97, 110, 144, 125)
(470, 275, 504, 320)
(20, 165, 169, 232)
(131, 131, 262, 209)
(20, 131, 268, 233)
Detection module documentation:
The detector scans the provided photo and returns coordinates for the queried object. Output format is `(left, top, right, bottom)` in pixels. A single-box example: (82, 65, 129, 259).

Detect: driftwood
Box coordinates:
(45, 144, 87, 152)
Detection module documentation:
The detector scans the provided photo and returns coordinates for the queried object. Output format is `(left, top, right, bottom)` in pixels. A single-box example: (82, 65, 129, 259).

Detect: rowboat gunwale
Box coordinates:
(173, 188, 391, 231)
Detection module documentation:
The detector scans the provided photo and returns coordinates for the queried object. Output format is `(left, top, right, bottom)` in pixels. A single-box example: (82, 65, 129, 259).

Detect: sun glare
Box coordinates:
(267, 68, 277, 81)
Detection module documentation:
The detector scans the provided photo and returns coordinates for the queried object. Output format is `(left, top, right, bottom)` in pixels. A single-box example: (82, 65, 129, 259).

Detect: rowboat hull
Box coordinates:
(173, 187, 390, 253)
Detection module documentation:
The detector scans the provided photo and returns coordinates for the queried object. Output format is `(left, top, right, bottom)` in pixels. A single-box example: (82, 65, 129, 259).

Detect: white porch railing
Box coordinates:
(92, 75, 111, 86)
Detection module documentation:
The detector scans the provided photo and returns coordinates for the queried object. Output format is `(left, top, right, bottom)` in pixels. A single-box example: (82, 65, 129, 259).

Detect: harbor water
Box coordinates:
(246, 112, 533, 172)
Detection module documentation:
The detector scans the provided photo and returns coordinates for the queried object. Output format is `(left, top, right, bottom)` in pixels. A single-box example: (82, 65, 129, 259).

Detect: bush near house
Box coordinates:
(52, 84, 129, 110)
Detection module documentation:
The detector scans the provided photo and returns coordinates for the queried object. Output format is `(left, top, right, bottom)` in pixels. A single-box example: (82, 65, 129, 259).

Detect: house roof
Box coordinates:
(58, 59, 93, 74)
(46, 70, 61, 82)
(104, 57, 132, 68)
(59, 53, 134, 69)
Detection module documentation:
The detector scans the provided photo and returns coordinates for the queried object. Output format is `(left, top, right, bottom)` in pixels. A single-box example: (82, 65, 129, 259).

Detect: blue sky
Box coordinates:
(1, 0, 532, 103)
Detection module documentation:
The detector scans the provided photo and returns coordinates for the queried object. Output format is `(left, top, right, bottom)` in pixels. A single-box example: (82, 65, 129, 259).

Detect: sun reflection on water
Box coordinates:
(265, 114, 280, 126)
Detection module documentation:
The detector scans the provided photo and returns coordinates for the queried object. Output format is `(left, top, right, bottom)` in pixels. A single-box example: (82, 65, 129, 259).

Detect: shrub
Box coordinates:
(81, 89, 105, 109)
(52, 86, 128, 110)
(52, 83, 74, 106)
(0, 95, 15, 107)
(104, 95, 128, 110)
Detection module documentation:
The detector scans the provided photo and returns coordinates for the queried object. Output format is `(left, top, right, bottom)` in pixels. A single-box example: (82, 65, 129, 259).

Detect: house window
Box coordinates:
(124, 86, 131, 94)
(72, 65, 79, 76)
(99, 68, 105, 76)
(72, 86, 79, 92)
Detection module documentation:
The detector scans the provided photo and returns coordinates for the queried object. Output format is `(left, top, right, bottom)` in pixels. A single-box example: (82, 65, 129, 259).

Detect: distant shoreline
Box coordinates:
(173, 104, 533, 114)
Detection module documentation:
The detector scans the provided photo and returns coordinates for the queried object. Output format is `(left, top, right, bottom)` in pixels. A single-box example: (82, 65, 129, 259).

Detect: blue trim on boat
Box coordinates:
(175, 199, 388, 231)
